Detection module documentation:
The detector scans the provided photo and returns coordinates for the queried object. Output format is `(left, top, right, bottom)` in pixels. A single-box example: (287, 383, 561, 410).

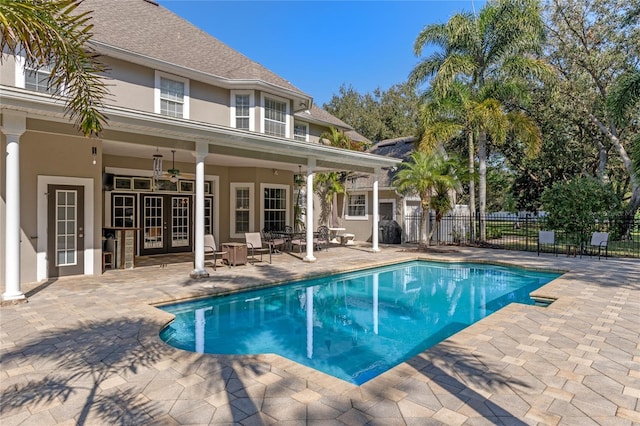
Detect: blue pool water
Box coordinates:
(159, 261, 560, 385)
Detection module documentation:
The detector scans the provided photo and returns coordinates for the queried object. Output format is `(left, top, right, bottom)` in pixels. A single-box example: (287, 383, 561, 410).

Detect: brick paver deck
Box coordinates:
(1, 245, 639, 425)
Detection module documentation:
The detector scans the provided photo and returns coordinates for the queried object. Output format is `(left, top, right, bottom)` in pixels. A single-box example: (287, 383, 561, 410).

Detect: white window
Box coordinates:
(346, 192, 368, 220)
(260, 93, 290, 138)
(154, 71, 189, 119)
(230, 90, 255, 130)
(25, 63, 58, 94)
(293, 121, 309, 142)
(15, 56, 61, 94)
(261, 184, 289, 231)
(230, 183, 254, 238)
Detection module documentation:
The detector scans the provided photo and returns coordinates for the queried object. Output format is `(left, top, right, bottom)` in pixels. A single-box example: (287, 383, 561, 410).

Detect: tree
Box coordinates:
(418, 83, 542, 238)
(393, 151, 461, 248)
(410, 0, 549, 241)
(541, 176, 622, 243)
(315, 127, 357, 227)
(544, 0, 640, 217)
(314, 172, 344, 228)
(0, 0, 108, 136)
(323, 82, 420, 142)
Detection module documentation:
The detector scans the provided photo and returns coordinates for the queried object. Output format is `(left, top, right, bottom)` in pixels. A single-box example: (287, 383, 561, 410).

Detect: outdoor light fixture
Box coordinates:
(168, 150, 180, 183)
(91, 146, 97, 165)
(273, 169, 278, 176)
(152, 147, 163, 181)
(294, 165, 305, 187)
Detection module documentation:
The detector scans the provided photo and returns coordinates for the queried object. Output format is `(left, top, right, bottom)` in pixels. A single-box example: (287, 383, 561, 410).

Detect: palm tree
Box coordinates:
(0, 0, 107, 136)
(393, 151, 460, 249)
(314, 172, 344, 228)
(419, 84, 541, 240)
(317, 127, 357, 226)
(409, 0, 549, 241)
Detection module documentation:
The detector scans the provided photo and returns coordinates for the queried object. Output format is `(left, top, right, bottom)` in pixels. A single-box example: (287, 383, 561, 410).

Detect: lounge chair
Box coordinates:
(204, 234, 228, 271)
(245, 232, 272, 264)
(587, 232, 609, 260)
(537, 230, 557, 256)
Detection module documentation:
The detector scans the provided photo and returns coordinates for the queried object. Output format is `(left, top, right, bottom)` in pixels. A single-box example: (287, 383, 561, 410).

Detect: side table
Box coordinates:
(222, 242, 248, 266)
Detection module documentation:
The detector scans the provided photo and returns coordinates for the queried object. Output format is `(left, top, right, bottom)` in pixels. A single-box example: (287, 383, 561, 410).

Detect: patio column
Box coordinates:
(2, 111, 26, 301)
(372, 168, 380, 252)
(190, 141, 209, 278)
(304, 158, 316, 262)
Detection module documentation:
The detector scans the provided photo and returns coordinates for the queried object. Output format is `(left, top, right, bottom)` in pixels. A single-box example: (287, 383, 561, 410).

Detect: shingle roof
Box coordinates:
(79, 0, 306, 96)
(295, 105, 352, 129)
(355, 136, 418, 187)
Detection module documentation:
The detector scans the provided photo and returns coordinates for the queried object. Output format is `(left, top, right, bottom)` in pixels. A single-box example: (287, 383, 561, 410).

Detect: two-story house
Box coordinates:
(0, 0, 400, 301)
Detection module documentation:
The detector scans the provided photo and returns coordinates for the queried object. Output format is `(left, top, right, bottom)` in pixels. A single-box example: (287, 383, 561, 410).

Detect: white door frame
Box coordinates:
(37, 176, 94, 281)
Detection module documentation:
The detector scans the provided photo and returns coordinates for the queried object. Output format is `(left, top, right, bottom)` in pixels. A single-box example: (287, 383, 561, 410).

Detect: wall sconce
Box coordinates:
(91, 146, 97, 165)
(273, 169, 278, 176)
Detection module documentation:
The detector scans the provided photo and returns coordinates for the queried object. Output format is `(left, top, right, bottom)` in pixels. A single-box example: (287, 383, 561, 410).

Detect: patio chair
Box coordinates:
(262, 229, 285, 253)
(290, 229, 307, 253)
(537, 230, 557, 256)
(586, 232, 609, 260)
(245, 232, 272, 264)
(204, 234, 228, 271)
(314, 225, 330, 251)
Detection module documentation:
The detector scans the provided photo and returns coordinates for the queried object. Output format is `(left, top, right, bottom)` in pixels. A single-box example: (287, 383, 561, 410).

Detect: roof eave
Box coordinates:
(91, 41, 313, 109)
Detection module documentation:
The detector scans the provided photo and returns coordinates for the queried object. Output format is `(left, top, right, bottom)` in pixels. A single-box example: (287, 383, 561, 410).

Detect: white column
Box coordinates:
(304, 158, 316, 262)
(2, 112, 26, 301)
(190, 141, 209, 278)
(372, 168, 380, 252)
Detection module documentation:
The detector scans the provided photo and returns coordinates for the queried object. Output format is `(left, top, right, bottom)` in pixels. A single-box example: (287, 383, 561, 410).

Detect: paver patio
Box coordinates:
(1, 244, 639, 425)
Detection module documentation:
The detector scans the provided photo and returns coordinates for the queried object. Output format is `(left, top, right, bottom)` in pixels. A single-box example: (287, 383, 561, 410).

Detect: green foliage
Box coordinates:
(541, 177, 622, 241)
(394, 151, 462, 247)
(0, 0, 108, 136)
(323, 82, 420, 142)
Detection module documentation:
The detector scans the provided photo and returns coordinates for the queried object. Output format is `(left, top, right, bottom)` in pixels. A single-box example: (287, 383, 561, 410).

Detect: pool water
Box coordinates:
(159, 261, 560, 385)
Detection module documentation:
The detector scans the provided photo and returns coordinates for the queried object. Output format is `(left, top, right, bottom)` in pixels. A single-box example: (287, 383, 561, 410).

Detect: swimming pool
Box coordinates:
(159, 260, 560, 385)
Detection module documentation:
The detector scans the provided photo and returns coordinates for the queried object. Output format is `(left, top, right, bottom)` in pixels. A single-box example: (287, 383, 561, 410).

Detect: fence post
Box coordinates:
(525, 213, 530, 252)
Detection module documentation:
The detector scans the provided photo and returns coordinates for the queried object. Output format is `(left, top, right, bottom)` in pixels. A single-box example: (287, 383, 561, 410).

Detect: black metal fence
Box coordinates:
(403, 212, 640, 259)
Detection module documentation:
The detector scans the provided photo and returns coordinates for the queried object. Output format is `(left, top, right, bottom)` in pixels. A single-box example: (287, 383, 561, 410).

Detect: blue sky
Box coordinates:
(157, 1, 484, 107)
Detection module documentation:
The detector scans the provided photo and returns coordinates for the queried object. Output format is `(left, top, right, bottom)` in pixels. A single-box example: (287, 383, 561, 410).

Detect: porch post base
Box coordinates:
(189, 269, 210, 279)
(371, 247, 381, 253)
(303, 255, 317, 263)
(2, 292, 26, 302)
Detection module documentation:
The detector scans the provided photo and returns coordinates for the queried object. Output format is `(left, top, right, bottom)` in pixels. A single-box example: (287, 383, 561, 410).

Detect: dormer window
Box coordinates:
(155, 71, 189, 119)
(261, 93, 289, 138)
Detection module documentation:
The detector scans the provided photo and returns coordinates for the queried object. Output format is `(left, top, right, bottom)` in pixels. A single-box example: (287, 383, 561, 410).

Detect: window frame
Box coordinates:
(230, 182, 254, 238)
(230, 90, 255, 130)
(345, 191, 368, 220)
(260, 183, 290, 232)
(15, 55, 62, 95)
(293, 121, 309, 142)
(154, 70, 189, 119)
(260, 92, 290, 138)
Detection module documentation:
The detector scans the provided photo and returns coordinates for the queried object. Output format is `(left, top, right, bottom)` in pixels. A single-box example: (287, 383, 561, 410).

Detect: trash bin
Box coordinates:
(378, 219, 402, 244)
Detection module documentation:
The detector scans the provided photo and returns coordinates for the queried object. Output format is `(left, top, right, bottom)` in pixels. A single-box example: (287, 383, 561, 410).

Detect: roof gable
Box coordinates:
(78, 0, 305, 96)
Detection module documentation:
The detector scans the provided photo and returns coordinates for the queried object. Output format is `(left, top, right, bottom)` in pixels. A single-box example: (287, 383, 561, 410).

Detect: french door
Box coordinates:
(140, 194, 192, 255)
